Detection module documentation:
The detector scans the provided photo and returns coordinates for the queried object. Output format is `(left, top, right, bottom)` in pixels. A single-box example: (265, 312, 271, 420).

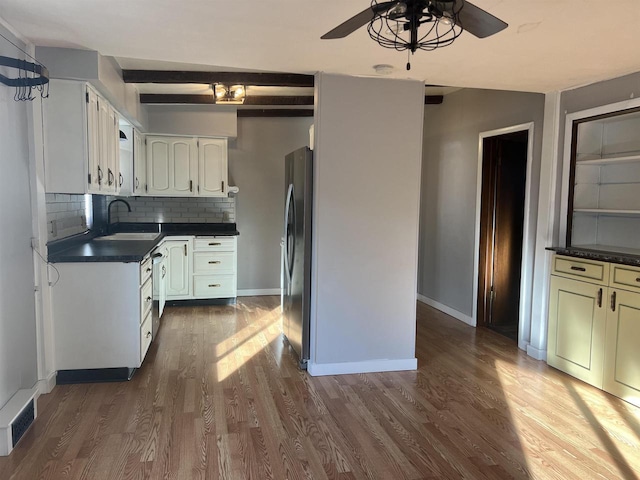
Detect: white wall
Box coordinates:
(419, 88, 545, 321)
(229, 116, 313, 292)
(145, 105, 237, 138)
(309, 73, 423, 375)
(0, 25, 38, 408)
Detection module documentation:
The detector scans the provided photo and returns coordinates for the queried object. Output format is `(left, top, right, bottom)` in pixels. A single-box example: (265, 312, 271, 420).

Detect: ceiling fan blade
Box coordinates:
(457, 1, 508, 38)
(321, 1, 398, 39)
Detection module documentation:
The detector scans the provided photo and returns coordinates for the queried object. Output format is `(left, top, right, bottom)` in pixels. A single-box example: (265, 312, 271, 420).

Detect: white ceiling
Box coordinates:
(2, 0, 640, 93)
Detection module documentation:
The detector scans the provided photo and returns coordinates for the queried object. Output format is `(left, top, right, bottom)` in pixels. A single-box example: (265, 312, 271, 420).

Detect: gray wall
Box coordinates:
(229, 116, 313, 291)
(311, 73, 424, 370)
(419, 88, 545, 317)
(0, 26, 38, 407)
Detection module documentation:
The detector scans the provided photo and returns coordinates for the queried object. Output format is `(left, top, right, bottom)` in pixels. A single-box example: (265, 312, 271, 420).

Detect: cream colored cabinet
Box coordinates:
(547, 275, 607, 388)
(192, 236, 237, 298)
(44, 80, 121, 195)
(146, 136, 198, 196)
(133, 129, 146, 195)
(165, 240, 191, 298)
(198, 138, 228, 196)
(548, 255, 640, 406)
(603, 264, 640, 407)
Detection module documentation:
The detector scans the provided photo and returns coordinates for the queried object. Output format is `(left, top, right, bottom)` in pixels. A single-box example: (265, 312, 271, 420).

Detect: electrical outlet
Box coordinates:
(50, 220, 57, 238)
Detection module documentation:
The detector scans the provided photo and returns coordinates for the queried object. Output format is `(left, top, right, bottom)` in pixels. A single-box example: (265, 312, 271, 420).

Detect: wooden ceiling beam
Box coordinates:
(140, 94, 442, 106)
(237, 109, 314, 118)
(123, 70, 314, 87)
(139, 94, 315, 106)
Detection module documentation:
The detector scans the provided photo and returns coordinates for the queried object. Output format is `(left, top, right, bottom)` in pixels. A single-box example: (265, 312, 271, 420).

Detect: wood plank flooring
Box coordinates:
(2, 297, 640, 479)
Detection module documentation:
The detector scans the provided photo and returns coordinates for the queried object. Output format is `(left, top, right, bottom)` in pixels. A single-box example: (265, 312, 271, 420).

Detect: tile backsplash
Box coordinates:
(106, 196, 236, 224)
(46, 193, 91, 241)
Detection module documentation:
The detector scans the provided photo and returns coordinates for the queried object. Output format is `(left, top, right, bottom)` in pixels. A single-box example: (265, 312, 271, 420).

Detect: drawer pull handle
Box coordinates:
(611, 291, 617, 312)
(636, 277, 640, 282)
(208, 242, 222, 246)
(570, 266, 586, 272)
(208, 261, 221, 264)
(597, 288, 602, 308)
(208, 284, 221, 288)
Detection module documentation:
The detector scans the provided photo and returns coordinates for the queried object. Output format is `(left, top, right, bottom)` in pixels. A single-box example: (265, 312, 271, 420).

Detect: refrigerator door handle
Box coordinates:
(284, 183, 295, 287)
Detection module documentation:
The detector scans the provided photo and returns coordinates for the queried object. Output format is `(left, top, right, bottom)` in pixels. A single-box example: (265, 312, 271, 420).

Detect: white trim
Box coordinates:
(526, 344, 547, 361)
(35, 371, 57, 396)
(417, 294, 474, 326)
(473, 123, 536, 352)
(307, 358, 417, 376)
(237, 288, 281, 297)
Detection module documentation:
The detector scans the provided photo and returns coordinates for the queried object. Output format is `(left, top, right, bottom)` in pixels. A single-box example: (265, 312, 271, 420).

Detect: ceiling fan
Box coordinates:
(321, 0, 508, 69)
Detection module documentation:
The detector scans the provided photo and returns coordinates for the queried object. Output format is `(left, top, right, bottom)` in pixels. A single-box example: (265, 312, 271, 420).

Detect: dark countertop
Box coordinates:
(548, 246, 640, 267)
(48, 223, 239, 263)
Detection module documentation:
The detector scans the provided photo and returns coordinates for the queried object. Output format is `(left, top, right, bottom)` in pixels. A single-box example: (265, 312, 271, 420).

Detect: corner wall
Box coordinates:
(419, 88, 545, 325)
(0, 24, 38, 408)
(229, 116, 313, 293)
(310, 73, 424, 375)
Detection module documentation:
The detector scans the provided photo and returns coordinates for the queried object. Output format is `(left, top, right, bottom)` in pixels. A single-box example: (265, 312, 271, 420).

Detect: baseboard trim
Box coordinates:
(526, 344, 547, 361)
(35, 372, 57, 397)
(417, 294, 475, 327)
(237, 289, 281, 297)
(307, 358, 417, 376)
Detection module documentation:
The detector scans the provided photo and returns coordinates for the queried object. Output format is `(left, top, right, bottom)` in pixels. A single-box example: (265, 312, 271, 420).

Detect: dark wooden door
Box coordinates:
(478, 130, 528, 341)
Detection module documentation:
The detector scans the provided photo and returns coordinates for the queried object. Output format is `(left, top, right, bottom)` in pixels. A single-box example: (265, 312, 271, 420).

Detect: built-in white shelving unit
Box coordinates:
(568, 107, 640, 254)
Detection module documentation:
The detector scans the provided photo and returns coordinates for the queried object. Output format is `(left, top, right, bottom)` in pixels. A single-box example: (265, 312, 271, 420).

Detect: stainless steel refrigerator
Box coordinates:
(282, 147, 313, 368)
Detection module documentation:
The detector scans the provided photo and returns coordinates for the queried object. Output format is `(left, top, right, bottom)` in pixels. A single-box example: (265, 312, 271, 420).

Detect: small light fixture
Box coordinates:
(212, 84, 246, 105)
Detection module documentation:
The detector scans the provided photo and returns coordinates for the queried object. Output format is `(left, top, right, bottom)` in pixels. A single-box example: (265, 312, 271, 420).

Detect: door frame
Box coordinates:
(472, 122, 535, 351)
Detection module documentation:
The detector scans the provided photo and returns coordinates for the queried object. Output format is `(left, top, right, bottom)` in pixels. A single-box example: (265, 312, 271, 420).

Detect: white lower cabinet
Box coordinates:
(156, 236, 237, 301)
(165, 239, 191, 298)
(51, 257, 153, 371)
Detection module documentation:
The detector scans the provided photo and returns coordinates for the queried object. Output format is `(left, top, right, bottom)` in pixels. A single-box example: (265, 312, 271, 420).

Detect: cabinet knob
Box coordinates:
(146, 331, 151, 338)
(146, 296, 152, 302)
(146, 268, 152, 272)
(636, 277, 640, 283)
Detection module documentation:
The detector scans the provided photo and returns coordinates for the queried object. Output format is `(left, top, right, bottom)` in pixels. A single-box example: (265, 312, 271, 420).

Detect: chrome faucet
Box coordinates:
(107, 199, 132, 232)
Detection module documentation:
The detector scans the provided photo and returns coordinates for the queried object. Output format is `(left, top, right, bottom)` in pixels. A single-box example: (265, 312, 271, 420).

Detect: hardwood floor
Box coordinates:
(2, 297, 640, 479)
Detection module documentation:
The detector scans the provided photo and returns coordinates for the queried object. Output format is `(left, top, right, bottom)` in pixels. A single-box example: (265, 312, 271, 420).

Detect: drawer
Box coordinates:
(193, 274, 236, 298)
(193, 251, 236, 275)
(610, 264, 640, 293)
(552, 255, 609, 285)
(140, 255, 153, 285)
(140, 310, 152, 364)
(193, 236, 236, 252)
(140, 277, 153, 321)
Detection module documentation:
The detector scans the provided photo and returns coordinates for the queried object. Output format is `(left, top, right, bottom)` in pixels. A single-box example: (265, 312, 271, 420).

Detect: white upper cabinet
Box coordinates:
(198, 138, 228, 197)
(44, 80, 121, 195)
(133, 129, 146, 195)
(146, 136, 198, 196)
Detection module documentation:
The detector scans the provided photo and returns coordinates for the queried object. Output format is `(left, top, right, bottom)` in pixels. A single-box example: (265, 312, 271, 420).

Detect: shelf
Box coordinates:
(573, 208, 640, 216)
(576, 153, 640, 166)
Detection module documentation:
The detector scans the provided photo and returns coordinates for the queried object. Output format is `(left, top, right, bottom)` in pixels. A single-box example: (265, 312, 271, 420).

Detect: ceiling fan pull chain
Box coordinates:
(406, 50, 411, 71)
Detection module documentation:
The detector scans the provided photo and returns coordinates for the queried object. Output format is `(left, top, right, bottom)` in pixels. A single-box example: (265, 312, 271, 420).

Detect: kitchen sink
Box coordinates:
(94, 232, 161, 241)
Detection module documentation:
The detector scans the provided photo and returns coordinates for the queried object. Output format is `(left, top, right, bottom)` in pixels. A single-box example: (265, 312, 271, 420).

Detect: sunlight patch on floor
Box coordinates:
(216, 306, 282, 382)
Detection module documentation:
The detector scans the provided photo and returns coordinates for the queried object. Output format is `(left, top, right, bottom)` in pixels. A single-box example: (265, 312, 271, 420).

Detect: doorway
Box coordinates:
(477, 129, 529, 341)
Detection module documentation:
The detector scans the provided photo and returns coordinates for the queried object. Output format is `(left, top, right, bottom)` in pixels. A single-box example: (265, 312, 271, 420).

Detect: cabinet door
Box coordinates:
(146, 136, 197, 196)
(166, 241, 190, 297)
(86, 86, 101, 193)
(159, 252, 167, 317)
(198, 138, 228, 196)
(108, 106, 120, 193)
(98, 98, 115, 192)
(603, 289, 640, 407)
(133, 130, 146, 195)
(547, 275, 607, 388)
(172, 138, 197, 195)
